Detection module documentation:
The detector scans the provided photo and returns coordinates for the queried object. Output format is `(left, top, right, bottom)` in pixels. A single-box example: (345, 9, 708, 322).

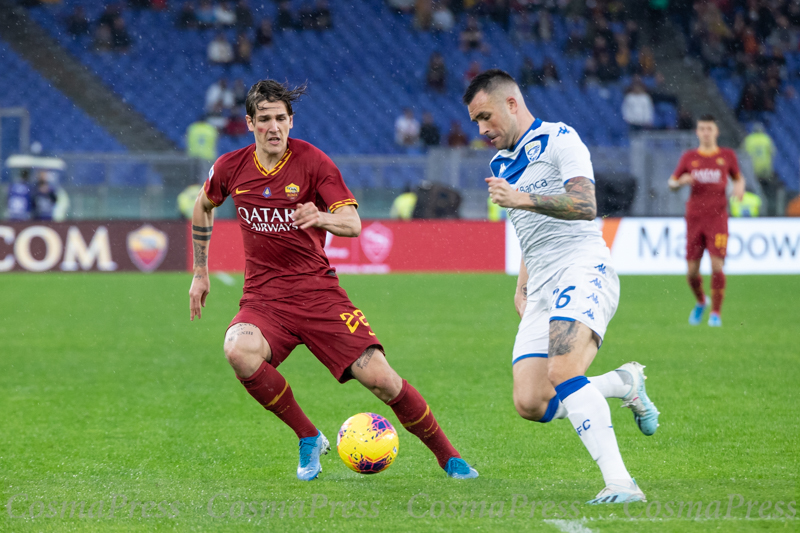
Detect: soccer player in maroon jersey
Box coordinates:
(668, 114, 745, 327)
(188, 79, 478, 480)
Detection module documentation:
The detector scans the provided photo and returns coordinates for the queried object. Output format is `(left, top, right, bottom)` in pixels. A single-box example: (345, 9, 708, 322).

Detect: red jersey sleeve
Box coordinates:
(672, 151, 691, 178)
(726, 148, 741, 178)
(315, 152, 358, 212)
(203, 156, 230, 207)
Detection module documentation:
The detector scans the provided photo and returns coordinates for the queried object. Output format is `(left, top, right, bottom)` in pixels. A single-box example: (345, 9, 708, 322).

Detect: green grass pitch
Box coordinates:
(0, 272, 797, 532)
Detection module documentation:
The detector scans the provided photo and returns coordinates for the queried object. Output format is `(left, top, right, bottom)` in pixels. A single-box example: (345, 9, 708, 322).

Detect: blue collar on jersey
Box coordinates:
(490, 118, 547, 185)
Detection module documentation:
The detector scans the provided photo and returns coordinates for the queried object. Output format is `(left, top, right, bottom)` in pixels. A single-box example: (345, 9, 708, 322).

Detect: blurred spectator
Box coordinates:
(208, 33, 234, 65)
(196, 0, 216, 29)
(621, 80, 654, 130)
(677, 108, 694, 130)
(742, 123, 780, 216)
(387, 0, 415, 15)
(255, 18, 274, 47)
(66, 6, 90, 37)
(112, 17, 132, 51)
(206, 103, 229, 130)
(596, 52, 621, 83)
(93, 24, 113, 51)
(97, 5, 120, 29)
(176, 2, 198, 29)
(541, 58, 560, 87)
(565, 14, 588, 55)
(636, 46, 657, 77)
(206, 78, 235, 112)
(276, 0, 296, 30)
(235, 32, 252, 66)
(224, 106, 249, 137)
(464, 60, 481, 87)
(519, 57, 539, 89)
(395, 108, 420, 147)
(128, 0, 151, 9)
(537, 10, 553, 42)
(235, 0, 254, 29)
(512, 11, 534, 43)
(215, 1, 237, 27)
(460, 16, 487, 53)
(737, 82, 764, 120)
(314, 0, 333, 30)
(614, 33, 631, 74)
(426, 52, 447, 93)
(446, 121, 469, 147)
(650, 72, 679, 106)
(581, 57, 601, 89)
(232, 78, 247, 106)
(420, 113, 441, 147)
(299, 2, 316, 30)
(32, 171, 59, 221)
(432, 3, 455, 32)
(6, 169, 32, 221)
(186, 116, 219, 161)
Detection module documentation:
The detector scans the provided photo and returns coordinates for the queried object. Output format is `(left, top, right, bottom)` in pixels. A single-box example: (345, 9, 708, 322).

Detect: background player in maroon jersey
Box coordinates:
(187, 79, 478, 480)
(668, 114, 746, 327)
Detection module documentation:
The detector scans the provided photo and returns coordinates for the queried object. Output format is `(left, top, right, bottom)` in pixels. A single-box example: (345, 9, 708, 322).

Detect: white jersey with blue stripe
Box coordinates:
(490, 118, 609, 276)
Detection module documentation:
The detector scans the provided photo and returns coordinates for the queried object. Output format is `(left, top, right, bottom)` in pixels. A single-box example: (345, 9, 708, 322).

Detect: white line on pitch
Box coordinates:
(215, 272, 236, 286)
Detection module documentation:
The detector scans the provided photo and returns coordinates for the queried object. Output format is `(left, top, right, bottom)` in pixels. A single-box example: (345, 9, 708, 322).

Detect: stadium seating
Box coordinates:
(0, 39, 124, 169)
(24, 0, 677, 163)
(710, 67, 799, 190)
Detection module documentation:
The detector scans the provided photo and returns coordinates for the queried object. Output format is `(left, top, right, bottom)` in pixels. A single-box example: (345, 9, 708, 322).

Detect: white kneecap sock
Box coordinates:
(560, 381, 633, 487)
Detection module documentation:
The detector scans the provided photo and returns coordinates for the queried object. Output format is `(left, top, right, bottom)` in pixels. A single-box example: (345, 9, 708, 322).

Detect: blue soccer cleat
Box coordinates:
(708, 312, 722, 327)
(688, 297, 709, 325)
(618, 361, 660, 436)
(587, 479, 646, 504)
(297, 430, 329, 481)
(444, 457, 479, 479)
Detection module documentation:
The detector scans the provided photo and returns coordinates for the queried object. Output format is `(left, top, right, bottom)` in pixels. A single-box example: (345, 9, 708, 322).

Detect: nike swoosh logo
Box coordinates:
(235, 188, 251, 194)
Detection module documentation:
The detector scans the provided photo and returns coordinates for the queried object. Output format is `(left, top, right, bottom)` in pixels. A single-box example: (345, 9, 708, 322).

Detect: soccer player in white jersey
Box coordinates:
(463, 69, 660, 504)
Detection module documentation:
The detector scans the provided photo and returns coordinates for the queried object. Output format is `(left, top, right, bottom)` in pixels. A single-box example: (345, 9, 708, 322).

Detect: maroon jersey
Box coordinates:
(673, 148, 740, 220)
(204, 138, 358, 302)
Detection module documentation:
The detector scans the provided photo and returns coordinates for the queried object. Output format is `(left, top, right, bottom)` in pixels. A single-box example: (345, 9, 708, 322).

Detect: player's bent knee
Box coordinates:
(223, 330, 270, 376)
(513, 395, 549, 421)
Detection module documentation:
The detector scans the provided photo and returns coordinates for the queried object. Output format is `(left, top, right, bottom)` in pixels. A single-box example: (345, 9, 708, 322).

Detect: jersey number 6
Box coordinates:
(555, 286, 576, 309)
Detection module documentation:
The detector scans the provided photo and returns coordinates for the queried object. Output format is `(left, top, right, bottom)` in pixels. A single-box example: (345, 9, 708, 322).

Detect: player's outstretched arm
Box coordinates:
(189, 191, 215, 321)
(486, 176, 597, 220)
(292, 203, 361, 237)
(515, 258, 529, 318)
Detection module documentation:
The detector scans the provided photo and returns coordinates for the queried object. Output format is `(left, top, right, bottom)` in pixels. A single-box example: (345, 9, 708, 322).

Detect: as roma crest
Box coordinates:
(285, 183, 300, 199)
(360, 222, 393, 264)
(127, 225, 169, 272)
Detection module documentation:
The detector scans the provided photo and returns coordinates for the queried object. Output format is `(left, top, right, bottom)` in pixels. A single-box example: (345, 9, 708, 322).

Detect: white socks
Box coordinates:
(547, 370, 631, 421)
(589, 369, 632, 399)
(556, 377, 633, 487)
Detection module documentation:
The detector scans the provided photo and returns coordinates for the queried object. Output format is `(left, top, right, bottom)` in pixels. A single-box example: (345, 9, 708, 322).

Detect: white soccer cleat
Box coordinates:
(587, 479, 646, 505)
(618, 361, 660, 436)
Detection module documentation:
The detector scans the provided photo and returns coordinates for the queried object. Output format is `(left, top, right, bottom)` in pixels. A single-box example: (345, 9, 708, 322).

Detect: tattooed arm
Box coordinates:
(515, 258, 529, 318)
(189, 190, 215, 321)
(292, 203, 361, 237)
(485, 176, 597, 221)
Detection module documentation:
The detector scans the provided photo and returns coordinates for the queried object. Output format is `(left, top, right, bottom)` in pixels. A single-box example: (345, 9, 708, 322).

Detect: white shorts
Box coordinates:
(511, 260, 620, 365)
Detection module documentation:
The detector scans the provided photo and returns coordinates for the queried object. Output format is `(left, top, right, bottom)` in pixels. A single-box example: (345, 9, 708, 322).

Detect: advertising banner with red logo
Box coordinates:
(197, 220, 506, 273)
(0, 222, 186, 273)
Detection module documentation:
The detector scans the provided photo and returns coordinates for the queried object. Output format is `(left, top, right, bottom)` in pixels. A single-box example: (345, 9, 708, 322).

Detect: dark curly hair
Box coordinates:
(245, 79, 307, 118)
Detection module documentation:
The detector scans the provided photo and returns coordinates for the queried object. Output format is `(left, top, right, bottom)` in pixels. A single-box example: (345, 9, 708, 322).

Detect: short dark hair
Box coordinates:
(698, 114, 716, 123)
(245, 79, 307, 118)
(462, 68, 517, 105)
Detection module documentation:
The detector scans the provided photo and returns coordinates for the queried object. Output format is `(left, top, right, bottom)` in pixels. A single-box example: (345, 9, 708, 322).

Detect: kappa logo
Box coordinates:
(587, 293, 599, 304)
(590, 277, 603, 289)
(285, 183, 300, 199)
(127, 224, 168, 273)
(594, 263, 607, 275)
(524, 140, 542, 162)
(499, 163, 507, 176)
(582, 309, 596, 320)
(263, 187, 272, 198)
(557, 126, 570, 136)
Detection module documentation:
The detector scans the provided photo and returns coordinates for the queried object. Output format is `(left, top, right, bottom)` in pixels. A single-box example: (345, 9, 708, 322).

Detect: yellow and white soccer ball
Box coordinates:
(336, 412, 399, 474)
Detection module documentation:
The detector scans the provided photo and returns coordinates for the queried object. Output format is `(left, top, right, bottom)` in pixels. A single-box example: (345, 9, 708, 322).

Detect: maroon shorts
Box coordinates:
(229, 286, 382, 383)
(686, 217, 728, 260)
